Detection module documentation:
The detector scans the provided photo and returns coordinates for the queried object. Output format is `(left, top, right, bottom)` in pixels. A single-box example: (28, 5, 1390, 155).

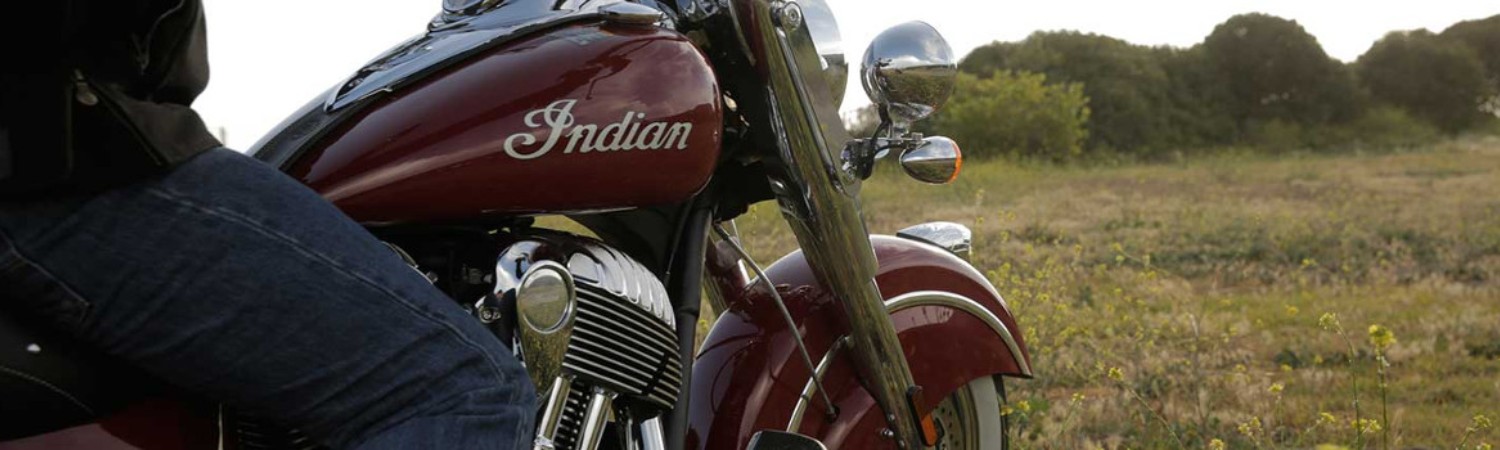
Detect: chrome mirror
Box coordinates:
(860, 21, 957, 133)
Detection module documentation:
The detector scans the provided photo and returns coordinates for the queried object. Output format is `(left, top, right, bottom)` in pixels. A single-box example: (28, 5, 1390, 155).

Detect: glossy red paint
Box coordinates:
(0, 399, 217, 450)
(688, 235, 1030, 450)
(286, 22, 723, 223)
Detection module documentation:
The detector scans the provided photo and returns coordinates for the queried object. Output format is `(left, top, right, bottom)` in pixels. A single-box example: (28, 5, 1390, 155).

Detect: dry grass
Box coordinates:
(729, 137, 1500, 449)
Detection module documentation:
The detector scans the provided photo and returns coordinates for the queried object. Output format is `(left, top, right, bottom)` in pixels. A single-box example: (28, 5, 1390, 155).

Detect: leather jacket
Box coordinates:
(0, 0, 219, 196)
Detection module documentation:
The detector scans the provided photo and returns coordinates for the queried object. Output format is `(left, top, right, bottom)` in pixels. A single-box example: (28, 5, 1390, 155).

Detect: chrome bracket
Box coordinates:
(841, 132, 923, 181)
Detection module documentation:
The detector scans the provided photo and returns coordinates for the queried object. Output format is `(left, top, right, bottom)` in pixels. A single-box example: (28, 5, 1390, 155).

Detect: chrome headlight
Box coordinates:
(860, 21, 958, 132)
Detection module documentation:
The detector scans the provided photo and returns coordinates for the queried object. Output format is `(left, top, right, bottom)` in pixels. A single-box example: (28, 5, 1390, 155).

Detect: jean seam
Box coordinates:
(138, 186, 515, 389)
(0, 364, 98, 417)
(0, 228, 95, 332)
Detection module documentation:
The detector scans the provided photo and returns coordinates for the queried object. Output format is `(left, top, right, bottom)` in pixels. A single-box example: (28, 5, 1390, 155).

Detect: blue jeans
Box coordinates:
(0, 149, 536, 448)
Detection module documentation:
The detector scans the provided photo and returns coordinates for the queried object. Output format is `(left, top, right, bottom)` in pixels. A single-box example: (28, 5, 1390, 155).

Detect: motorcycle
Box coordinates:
(0, 0, 1030, 448)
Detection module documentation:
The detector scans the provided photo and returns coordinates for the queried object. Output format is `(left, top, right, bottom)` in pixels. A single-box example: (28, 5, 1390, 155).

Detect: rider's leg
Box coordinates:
(0, 148, 535, 449)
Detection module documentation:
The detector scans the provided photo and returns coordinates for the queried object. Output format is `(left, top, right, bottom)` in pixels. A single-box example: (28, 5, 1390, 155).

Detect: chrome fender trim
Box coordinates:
(784, 291, 1032, 432)
(884, 290, 1032, 377)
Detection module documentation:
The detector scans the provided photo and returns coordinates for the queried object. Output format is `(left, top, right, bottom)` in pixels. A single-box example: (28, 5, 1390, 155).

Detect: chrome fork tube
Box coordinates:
(533, 376, 574, 450)
(576, 387, 616, 450)
(730, 0, 924, 447)
(640, 417, 668, 450)
(618, 411, 640, 450)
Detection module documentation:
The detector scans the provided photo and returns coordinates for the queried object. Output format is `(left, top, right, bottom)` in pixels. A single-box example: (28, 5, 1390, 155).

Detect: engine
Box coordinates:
(483, 231, 681, 450)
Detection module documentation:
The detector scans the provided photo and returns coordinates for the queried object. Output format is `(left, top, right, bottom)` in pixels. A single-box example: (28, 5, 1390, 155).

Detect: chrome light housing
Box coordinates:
(517, 261, 576, 333)
(861, 21, 958, 132)
(899, 136, 963, 184)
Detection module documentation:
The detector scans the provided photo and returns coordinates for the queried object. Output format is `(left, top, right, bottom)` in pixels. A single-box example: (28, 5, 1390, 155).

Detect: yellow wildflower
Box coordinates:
(1107, 367, 1124, 381)
(1476, 443, 1491, 450)
(1016, 400, 1032, 413)
(1238, 417, 1262, 438)
(1208, 438, 1226, 450)
(1319, 313, 1341, 331)
(1071, 392, 1086, 404)
(1315, 445, 1351, 450)
(1268, 383, 1285, 394)
(1000, 405, 1014, 416)
(1285, 305, 1300, 316)
(1368, 324, 1397, 350)
(1317, 412, 1338, 426)
(1353, 418, 1382, 434)
(1473, 414, 1494, 431)
(1281, 364, 1294, 372)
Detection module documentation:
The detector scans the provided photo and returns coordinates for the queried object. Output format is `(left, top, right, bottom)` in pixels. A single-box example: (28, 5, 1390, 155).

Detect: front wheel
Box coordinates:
(927, 376, 1007, 450)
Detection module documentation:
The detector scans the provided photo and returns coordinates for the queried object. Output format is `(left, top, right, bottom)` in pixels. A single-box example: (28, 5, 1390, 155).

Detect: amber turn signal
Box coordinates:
(899, 136, 963, 184)
(919, 412, 941, 446)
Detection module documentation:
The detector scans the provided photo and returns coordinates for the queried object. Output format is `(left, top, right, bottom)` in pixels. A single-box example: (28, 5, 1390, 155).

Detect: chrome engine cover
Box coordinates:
(491, 232, 682, 414)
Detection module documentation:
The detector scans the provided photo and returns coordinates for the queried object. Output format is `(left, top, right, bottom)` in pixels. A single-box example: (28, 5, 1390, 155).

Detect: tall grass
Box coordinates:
(731, 136, 1500, 449)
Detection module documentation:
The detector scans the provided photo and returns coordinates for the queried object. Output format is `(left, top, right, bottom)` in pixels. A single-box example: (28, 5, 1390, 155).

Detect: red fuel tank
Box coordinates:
(285, 22, 723, 223)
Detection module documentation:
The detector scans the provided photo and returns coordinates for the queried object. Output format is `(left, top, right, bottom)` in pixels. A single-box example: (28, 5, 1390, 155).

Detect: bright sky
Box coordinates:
(196, 0, 1498, 148)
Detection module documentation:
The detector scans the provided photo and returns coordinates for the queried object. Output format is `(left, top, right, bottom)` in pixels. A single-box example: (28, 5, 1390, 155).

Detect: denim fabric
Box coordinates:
(0, 148, 535, 449)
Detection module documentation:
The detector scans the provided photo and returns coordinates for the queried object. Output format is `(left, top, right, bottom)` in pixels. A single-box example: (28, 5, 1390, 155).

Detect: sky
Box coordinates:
(195, 0, 1498, 149)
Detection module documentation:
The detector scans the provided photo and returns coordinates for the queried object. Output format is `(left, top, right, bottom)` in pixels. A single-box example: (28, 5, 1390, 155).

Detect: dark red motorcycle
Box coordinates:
(0, 0, 1030, 448)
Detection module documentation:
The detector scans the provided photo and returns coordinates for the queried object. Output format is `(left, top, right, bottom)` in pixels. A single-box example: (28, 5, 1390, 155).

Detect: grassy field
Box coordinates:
(727, 137, 1500, 449)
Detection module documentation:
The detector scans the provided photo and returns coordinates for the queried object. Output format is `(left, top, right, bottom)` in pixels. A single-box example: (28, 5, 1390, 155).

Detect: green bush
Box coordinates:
(1246, 119, 1310, 153)
(1341, 106, 1443, 150)
(1246, 107, 1442, 153)
(928, 71, 1091, 161)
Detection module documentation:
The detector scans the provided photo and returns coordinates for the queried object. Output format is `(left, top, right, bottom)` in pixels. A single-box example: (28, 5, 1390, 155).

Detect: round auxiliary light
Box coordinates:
(516, 261, 576, 333)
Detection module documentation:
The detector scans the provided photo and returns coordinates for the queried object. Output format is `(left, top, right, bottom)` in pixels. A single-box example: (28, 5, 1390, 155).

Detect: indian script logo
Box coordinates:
(503, 99, 693, 160)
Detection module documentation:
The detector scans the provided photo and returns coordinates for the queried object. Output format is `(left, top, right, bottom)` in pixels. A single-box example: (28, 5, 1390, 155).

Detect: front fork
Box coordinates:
(744, 20, 928, 450)
(532, 375, 669, 450)
(732, 3, 928, 449)
(776, 212, 927, 449)
(713, 0, 930, 445)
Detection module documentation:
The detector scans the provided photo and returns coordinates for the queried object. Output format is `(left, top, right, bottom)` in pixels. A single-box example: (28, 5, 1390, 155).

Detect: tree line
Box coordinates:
(851, 13, 1500, 161)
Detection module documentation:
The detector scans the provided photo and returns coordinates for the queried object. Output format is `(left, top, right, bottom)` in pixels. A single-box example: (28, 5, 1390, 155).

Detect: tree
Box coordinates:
(1357, 30, 1493, 132)
(1441, 15, 1500, 116)
(1155, 46, 1238, 150)
(1202, 14, 1362, 129)
(927, 71, 1090, 161)
(1441, 15, 1500, 85)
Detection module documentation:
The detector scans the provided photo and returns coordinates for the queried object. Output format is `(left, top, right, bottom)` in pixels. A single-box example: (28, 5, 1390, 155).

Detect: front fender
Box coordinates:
(686, 234, 1031, 450)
